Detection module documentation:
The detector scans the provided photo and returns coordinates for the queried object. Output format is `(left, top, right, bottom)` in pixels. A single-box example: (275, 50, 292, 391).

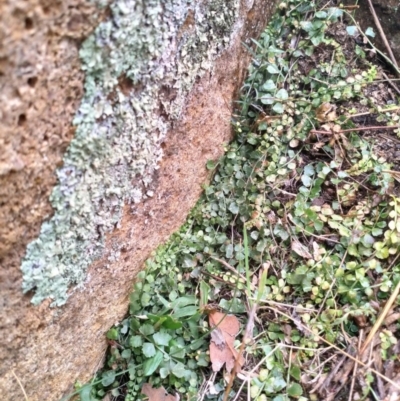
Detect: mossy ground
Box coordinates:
(72, 1, 400, 400)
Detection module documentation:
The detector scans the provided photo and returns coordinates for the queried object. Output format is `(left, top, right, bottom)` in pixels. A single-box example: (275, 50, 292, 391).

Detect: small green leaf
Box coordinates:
(171, 296, 196, 308)
(262, 79, 276, 91)
(172, 362, 187, 378)
(129, 335, 143, 348)
(79, 385, 93, 401)
(365, 27, 375, 37)
(304, 164, 315, 176)
(142, 342, 156, 358)
(290, 365, 301, 381)
(141, 293, 151, 306)
(229, 202, 239, 214)
(153, 331, 172, 346)
(267, 64, 279, 74)
(101, 370, 116, 387)
(121, 349, 131, 359)
(346, 26, 358, 36)
(272, 102, 284, 114)
(172, 305, 198, 318)
(160, 366, 170, 379)
(300, 21, 313, 32)
(206, 160, 217, 170)
(301, 175, 312, 187)
(106, 328, 118, 340)
(276, 88, 288, 100)
(372, 227, 383, 237)
(315, 11, 327, 18)
(161, 316, 182, 330)
(287, 382, 303, 397)
(200, 280, 210, 308)
(139, 324, 155, 336)
(170, 344, 186, 359)
(143, 351, 163, 376)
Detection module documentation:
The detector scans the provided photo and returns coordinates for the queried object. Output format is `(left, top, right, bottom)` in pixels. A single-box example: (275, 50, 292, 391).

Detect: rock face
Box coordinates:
(0, 0, 276, 400)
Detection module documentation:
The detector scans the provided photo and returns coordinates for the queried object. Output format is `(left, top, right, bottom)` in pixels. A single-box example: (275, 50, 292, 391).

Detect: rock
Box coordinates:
(0, 0, 277, 400)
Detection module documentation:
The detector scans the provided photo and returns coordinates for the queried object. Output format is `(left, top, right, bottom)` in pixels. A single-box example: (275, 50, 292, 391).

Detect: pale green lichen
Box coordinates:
(21, 0, 240, 306)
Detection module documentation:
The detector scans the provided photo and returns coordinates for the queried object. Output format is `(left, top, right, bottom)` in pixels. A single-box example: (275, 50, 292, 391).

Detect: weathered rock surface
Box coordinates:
(0, 0, 276, 400)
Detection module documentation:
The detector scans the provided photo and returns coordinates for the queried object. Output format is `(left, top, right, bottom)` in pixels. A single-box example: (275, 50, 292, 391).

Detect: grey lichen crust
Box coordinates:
(21, 0, 239, 306)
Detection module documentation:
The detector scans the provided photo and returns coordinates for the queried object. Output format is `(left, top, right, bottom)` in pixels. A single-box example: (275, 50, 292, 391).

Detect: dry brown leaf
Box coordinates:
(141, 383, 177, 401)
(291, 239, 312, 259)
(316, 103, 337, 122)
(209, 311, 244, 372)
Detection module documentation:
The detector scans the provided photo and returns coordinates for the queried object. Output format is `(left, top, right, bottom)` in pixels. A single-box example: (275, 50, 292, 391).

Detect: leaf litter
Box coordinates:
(208, 311, 244, 373)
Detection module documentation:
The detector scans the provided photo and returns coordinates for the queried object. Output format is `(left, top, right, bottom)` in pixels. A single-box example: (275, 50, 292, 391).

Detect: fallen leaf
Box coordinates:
(141, 383, 177, 401)
(316, 103, 337, 122)
(291, 240, 312, 259)
(209, 311, 244, 372)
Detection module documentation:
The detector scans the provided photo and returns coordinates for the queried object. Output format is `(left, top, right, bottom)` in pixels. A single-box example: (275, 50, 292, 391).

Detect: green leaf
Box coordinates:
(139, 324, 155, 336)
(229, 202, 239, 214)
(262, 79, 276, 91)
(272, 102, 284, 114)
(304, 164, 315, 176)
(142, 342, 156, 358)
(141, 293, 151, 306)
(161, 316, 182, 330)
(170, 344, 186, 359)
(267, 64, 279, 74)
(172, 305, 198, 319)
(276, 88, 288, 100)
(171, 296, 196, 308)
(160, 366, 170, 379)
(200, 280, 210, 308)
(260, 94, 274, 104)
(172, 362, 188, 378)
(315, 11, 327, 18)
(290, 365, 301, 381)
(101, 370, 116, 387)
(206, 160, 217, 170)
(346, 26, 358, 36)
(287, 382, 303, 397)
(106, 328, 118, 340)
(143, 351, 163, 376)
(365, 27, 375, 37)
(301, 175, 312, 187)
(371, 227, 383, 236)
(226, 244, 234, 259)
(362, 234, 375, 248)
(121, 349, 131, 359)
(129, 335, 143, 348)
(78, 385, 93, 401)
(327, 7, 343, 21)
(300, 21, 313, 32)
(153, 331, 172, 346)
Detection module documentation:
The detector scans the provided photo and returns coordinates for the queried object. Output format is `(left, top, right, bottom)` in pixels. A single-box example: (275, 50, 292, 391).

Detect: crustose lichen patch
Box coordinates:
(21, 0, 239, 306)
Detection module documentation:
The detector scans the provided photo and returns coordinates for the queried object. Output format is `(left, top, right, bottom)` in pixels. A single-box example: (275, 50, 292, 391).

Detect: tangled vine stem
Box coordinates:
(310, 125, 400, 135)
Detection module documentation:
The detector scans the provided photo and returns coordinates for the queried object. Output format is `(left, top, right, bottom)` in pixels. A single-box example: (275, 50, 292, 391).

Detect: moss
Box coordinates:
(21, 0, 240, 306)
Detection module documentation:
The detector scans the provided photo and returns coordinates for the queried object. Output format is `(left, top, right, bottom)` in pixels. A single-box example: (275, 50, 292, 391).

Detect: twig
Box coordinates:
(348, 331, 363, 401)
(310, 125, 400, 135)
(344, 11, 400, 77)
(366, 0, 399, 69)
(263, 306, 400, 391)
(210, 256, 255, 290)
(12, 370, 29, 401)
(360, 280, 400, 354)
(382, 71, 400, 96)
